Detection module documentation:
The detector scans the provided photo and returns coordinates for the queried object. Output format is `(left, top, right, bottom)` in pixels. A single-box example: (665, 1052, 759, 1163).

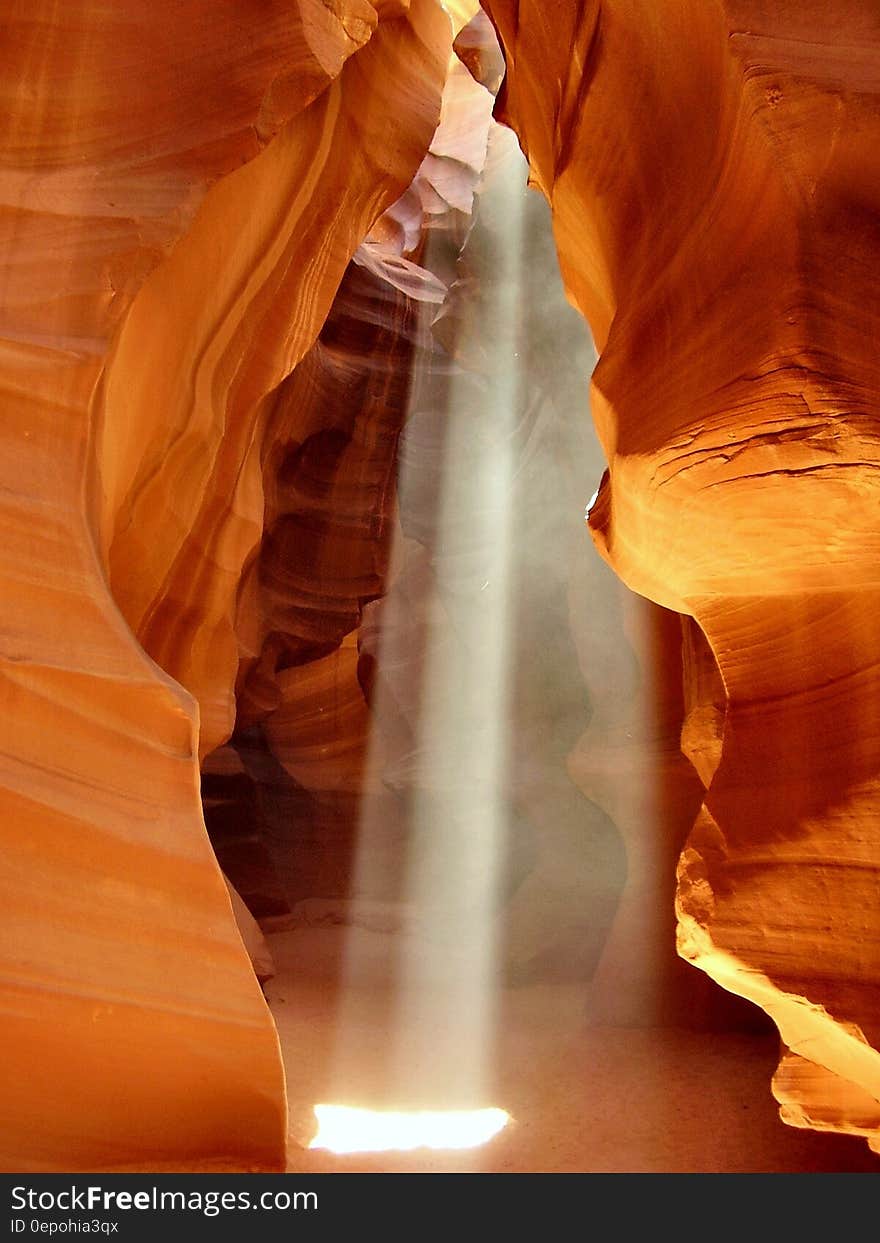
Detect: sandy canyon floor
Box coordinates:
(269, 926, 879, 1174)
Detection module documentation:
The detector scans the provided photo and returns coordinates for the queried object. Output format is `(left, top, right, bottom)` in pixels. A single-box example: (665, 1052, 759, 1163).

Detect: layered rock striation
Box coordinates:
(5, 0, 878, 1170)
(0, 0, 449, 1171)
(483, 0, 880, 1149)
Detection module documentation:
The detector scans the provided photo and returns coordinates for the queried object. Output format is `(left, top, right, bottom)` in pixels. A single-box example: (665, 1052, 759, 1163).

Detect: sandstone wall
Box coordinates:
(483, 0, 880, 1149)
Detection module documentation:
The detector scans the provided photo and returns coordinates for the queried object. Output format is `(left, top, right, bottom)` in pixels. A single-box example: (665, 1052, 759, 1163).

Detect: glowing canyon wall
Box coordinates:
(482, 0, 880, 1149)
(0, 0, 450, 1172)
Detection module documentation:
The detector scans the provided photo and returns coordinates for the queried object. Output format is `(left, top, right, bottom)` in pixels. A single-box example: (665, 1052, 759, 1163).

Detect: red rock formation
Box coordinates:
(0, 0, 449, 1171)
(99, 2, 450, 760)
(483, 0, 880, 1150)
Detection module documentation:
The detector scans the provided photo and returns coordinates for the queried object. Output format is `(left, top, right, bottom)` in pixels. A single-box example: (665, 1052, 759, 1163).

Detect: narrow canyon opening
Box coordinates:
(196, 18, 875, 1172)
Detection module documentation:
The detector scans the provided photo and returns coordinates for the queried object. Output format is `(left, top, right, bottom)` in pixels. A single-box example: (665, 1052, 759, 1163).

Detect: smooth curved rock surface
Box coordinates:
(0, 0, 449, 1172)
(483, 0, 880, 1150)
(100, 0, 450, 759)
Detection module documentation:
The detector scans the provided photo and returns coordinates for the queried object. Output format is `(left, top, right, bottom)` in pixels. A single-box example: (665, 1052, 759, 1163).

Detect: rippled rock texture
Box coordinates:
(0, 0, 449, 1172)
(483, 0, 880, 1150)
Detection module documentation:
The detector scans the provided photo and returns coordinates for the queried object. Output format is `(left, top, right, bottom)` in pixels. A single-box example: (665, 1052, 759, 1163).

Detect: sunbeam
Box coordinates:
(318, 109, 529, 1140)
(310, 1105, 510, 1154)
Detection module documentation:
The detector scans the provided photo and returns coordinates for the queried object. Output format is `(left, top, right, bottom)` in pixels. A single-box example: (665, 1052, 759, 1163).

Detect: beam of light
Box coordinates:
(310, 1105, 510, 1154)
(320, 125, 528, 1142)
(388, 123, 525, 1106)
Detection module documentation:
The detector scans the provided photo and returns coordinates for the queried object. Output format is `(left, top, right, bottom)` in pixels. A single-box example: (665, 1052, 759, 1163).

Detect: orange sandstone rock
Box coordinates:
(483, 0, 880, 1149)
(0, 0, 449, 1171)
(99, 0, 450, 759)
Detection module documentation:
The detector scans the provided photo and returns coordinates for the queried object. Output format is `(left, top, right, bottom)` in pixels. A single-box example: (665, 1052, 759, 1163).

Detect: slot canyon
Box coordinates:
(2, 0, 880, 1173)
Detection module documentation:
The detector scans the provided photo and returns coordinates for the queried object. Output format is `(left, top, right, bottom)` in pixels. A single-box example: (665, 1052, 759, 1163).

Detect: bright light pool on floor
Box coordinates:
(309, 1105, 510, 1153)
